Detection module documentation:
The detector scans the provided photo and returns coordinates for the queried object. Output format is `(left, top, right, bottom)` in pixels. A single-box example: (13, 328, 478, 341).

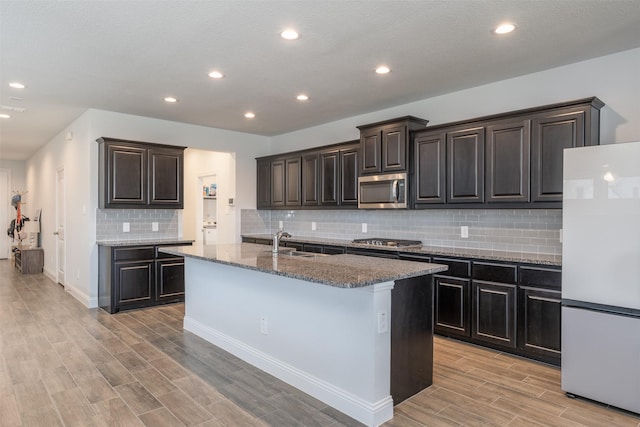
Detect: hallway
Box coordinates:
(1, 260, 638, 426)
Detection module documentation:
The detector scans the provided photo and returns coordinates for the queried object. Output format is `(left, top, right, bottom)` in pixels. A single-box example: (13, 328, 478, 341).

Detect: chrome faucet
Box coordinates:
(273, 230, 291, 253)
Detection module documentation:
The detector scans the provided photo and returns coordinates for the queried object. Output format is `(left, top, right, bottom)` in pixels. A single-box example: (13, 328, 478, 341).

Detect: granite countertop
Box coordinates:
(160, 243, 448, 289)
(96, 238, 195, 247)
(242, 234, 562, 266)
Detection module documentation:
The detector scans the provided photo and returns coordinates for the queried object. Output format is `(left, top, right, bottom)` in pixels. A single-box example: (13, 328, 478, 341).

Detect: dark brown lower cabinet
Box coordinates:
(99, 243, 190, 313)
(115, 259, 153, 307)
(472, 280, 517, 348)
(434, 275, 471, 338)
(156, 257, 186, 301)
(517, 266, 562, 365)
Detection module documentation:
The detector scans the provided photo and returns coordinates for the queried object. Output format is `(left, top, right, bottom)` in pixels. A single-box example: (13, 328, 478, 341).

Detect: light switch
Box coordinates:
(152, 222, 159, 231)
(123, 222, 130, 233)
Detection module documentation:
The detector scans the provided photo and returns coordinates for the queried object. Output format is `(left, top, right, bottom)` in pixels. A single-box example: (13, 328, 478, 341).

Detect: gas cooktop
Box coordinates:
(351, 238, 422, 248)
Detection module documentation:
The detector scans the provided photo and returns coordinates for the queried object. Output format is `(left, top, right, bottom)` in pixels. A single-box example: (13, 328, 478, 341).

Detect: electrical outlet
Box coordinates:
(461, 226, 469, 238)
(152, 222, 159, 231)
(260, 317, 268, 335)
(377, 311, 388, 334)
(559, 229, 563, 243)
(279, 221, 283, 230)
(362, 223, 367, 233)
(123, 222, 130, 233)
(311, 222, 316, 231)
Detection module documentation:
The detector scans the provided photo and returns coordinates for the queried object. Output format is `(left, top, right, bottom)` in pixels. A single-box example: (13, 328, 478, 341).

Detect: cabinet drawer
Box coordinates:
(519, 266, 561, 290)
(113, 247, 155, 262)
(432, 257, 471, 278)
(473, 262, 517, 284)
(155, 245, 189, 259)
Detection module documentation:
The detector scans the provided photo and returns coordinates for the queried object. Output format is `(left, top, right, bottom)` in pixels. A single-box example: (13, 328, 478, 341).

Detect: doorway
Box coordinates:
(56, 168, 65, 286)
(0, 169, 10, 259)
(199, 174, 218, 245)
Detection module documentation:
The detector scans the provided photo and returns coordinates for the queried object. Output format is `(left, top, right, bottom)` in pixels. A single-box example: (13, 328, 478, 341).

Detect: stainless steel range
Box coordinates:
(351, 238, 422, 248)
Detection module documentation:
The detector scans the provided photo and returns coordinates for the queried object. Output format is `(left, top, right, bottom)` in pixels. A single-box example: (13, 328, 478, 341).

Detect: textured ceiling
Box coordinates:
(1, 0, 639, 160)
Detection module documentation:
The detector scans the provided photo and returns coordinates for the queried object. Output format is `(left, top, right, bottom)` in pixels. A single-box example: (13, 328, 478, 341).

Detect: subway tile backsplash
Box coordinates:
(241, 208, 562, 255)
(96, 209, 180, 241)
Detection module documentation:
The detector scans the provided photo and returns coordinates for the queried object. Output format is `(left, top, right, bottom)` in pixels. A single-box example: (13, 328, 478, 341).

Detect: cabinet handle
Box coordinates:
(53, 232, 59, 235)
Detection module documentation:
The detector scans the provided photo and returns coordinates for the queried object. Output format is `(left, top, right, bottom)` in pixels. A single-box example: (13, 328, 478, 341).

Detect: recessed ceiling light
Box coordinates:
(493, 23, 516, 35)
(281, 29, 299, 40)
(296, 94, 309, 101)
(375, 66, 391, 75)
(9, 82, 26, 89)
(0, 114, 10, 119)
(244, 112, 256, 119)
(208, 70, 224, 79)
(164, 97, 178, 103)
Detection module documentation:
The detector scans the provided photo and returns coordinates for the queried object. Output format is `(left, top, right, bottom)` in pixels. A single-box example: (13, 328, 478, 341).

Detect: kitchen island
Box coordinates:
(161, 243, 447, 426)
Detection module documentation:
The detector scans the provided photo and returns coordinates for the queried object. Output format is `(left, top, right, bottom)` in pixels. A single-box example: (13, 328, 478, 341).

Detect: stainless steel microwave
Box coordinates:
(358, 173, 408, 209)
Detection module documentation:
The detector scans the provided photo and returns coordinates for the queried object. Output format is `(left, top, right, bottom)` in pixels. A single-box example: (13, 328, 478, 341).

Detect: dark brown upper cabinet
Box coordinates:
(447, 126, 485, 203)
(285, 157, 302, 206)
(320, 150, 339, 206)
(358, 116, 428, 175)
(256, 141, 358, 210)
(486, 119, 531, 203)
(256, 158, 271, 209)
(302, 153, 320, 206)
(98, 137, 185, 209)
(531, 102, 602, 202)
(339, 144, 359, 205)
(413, 131, 446, 205)
(412, 97, 603, 209)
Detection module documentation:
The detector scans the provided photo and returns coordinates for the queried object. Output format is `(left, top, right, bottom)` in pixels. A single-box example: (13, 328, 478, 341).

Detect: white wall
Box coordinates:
(271, 48, 640, 153)
(25, 114, 92, 304)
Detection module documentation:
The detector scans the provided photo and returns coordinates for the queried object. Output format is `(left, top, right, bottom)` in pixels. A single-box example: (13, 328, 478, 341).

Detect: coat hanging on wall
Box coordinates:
(7, 190, 29, 241)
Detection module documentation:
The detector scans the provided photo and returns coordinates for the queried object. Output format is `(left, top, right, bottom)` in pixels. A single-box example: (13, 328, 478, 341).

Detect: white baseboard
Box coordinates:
(63, 281, 98, 308)
(184, 316, 393, 427)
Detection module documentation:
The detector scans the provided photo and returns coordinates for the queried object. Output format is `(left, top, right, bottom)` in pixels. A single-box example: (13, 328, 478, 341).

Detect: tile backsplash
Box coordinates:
(241, 208, 562, 255)
(96, 209, 180, 241)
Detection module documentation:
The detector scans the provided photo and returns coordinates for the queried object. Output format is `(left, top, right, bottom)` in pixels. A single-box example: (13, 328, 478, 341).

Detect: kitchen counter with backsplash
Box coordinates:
(241, 234, 562, 266)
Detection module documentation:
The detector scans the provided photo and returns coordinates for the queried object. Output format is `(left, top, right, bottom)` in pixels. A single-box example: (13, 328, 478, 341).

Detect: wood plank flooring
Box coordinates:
(1, 259, 639, 427)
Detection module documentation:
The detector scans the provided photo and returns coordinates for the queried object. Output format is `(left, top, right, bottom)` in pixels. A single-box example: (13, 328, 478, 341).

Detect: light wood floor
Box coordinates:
(1, 260, 638, 427)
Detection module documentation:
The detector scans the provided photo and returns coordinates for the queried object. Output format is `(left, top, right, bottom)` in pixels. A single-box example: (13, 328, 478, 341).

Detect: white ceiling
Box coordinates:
(1, 0, 639, 160)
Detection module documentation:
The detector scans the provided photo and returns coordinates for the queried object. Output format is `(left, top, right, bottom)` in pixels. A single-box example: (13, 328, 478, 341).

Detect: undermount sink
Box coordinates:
(283, 251, 329, 258)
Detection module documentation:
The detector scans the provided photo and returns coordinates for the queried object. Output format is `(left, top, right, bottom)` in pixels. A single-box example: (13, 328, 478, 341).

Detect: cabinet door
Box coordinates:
(486, 119, 530, 203)
(320, 151, 339, 206)
(115, 260, 153, 306)
(340, 146, 359, 205)
(149, 148, 184, 208)
(531, 108, 586, 202)
(106, 144, 147, 207)
(271, 159, 285, 207)
(256, 159, 271, 209)
(434, 276, 471, 337)
(517, 286, 561, 363)
(360, 128, 382, 174)
(414, 132, 446, 204)
(472, 280, 517, 348)
(302, 153, 320, 206)
(382, 125, 407, 172)
(285, 157, 302, 206)
(447, 127, 485, 203)
(156, 258, 185, 301)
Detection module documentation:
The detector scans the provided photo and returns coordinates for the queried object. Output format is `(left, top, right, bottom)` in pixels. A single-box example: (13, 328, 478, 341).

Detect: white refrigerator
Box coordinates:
(561, 141, 640, 414)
